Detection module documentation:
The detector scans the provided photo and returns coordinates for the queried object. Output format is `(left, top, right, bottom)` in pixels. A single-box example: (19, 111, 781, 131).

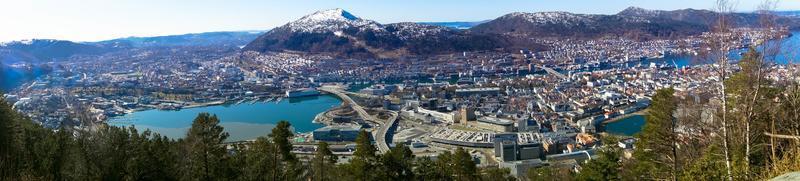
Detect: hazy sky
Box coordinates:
(2, 0, 799, 42)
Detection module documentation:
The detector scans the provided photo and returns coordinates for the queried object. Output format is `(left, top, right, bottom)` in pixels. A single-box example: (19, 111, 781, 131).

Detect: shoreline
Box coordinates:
(602, 109, 648, 124)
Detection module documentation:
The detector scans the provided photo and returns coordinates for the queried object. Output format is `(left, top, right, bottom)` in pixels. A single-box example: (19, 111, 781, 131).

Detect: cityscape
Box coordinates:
(2, 0, 800, 180)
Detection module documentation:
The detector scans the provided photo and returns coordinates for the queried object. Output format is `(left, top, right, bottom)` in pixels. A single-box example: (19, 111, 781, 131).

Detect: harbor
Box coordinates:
(108, 94, 342, 141)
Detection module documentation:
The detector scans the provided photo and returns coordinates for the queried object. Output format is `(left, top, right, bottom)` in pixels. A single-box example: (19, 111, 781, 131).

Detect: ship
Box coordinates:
(285, 88, 320, 98)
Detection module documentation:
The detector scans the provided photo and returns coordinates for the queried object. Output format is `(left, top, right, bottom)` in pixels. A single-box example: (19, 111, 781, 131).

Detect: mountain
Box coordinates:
(0, 30, 267, 64)
(243, 9, 537, 58)
(94, 31, 266, 48)
(472, 7, 800, 40)
(776, 10, 800, 18)
(0, 39, 115, 63)
(419, 21, 489, 29)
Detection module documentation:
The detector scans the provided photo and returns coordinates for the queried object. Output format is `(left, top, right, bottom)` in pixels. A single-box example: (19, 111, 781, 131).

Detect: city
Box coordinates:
(2, 0, 800, 180)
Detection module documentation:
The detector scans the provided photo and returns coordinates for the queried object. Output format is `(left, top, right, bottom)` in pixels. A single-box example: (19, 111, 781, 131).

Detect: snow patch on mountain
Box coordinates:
(502, 11, 599, 26)
(1, 39, 59, 47)
(387, 22, 451, 40)
(285, 8, 383, 33)
(618, 6, 662, 17)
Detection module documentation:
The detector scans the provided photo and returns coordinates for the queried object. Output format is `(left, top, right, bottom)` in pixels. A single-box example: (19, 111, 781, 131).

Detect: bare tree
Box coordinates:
(704, 0, 736, 180)
(738, 0, 782, 178)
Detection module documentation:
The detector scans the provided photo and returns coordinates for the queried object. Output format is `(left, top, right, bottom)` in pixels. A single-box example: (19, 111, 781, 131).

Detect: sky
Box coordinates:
(2, 0, 799, 42)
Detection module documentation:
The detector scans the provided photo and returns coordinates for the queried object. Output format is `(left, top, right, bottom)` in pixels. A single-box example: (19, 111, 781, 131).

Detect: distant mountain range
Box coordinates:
(776, 10, 800, 18)
(0, 39, 113, 64)
(242, 8, 543, 58)
(472, 7, 800, 40)
(0, 31, 266, 64)
(419, 21, 489, 29)
(4, 6, 800, 62)
(93, 31, 266, 48)
(244, 7, 800, 58)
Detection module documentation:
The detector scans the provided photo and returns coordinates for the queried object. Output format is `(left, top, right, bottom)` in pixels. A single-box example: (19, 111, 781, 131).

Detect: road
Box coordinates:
(537, 65, 567, 79)
(319, 86, 396, 153)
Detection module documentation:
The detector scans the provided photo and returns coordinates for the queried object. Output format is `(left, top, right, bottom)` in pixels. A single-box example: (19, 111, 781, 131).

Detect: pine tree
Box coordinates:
(345, 130, 378, 180)
(183, 113, 230, 180)
(526, 166, 574, 181)
(725, 47, 778, 177)
(681, 144, 728, 180)
(270, 120, 305, 180)
(353, 130, 376, 159)
(312, 141, 337, 181)
(576, 147, 621, 181)
(435, 151, 455, 180)
(631, 88, 679, 180)
(452, 147, 478, 181)
(50, 126, 72, 181)
(414, 156, 448, 180)
(0, 96, 19, 179)
(379, 144, 414, 180)
(480, 167, 515, 181)
(270, 120, 295, 162)
(241, 136, 281, 180)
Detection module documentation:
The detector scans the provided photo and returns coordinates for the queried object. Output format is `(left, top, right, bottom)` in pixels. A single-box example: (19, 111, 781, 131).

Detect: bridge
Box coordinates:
(319, 86, 396, 153)
(537, 65, 567, 79)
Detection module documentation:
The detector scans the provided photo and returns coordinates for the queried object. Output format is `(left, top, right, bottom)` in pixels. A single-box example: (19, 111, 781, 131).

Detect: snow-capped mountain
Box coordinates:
(284, 8, 382, 33)
(472, 6, 800, 40)
(501, 11, 603, 26)
(244, 9, 536, 57)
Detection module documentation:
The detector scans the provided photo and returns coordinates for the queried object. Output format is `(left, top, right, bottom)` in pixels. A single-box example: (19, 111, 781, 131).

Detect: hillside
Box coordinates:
(243, 9, 539, 58)
(471, 7, 800, 40)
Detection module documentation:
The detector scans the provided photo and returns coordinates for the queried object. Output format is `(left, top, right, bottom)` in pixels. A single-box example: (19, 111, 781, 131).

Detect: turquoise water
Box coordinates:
(605, 115, 646, 136)
(108, 95, 342, 141)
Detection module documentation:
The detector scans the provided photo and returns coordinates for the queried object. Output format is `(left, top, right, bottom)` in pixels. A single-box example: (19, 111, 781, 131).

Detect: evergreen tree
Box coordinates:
(379, 144, 414, 180)
(681, 144, 728, 180)
(50, 126, 72, 180)
(345, 130, 378, 180)
(436, 151, 456, 180)
(241, 136, 281, 181)
(576, 147, 621, 181)
(452, 147, 478, 181)
(725, 47, 778, 177)
(0, 96, 20, 179)
(353, 130, 376, 159)
(311, 141, 337, 181)
(414, 156, 449, 181)
(183, 113, 230, 180)
(481, 167, 515, 181)
(526, 166, 574, 181)
(631, 88, 679, 180)
(270, 120, 305, 180)
(270, 120, 295, 162)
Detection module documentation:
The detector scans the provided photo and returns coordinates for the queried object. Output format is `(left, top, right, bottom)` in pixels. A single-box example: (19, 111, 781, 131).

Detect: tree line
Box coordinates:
(0, 98, 525, 180)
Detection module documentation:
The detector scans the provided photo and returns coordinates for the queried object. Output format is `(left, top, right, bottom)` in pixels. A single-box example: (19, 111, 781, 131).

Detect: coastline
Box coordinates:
(602, 109, 648, 124)
(183, 100, 227, 109)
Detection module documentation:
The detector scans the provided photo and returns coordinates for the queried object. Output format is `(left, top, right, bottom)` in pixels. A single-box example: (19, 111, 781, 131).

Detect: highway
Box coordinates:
(319, 86, 396, 153)
(537, 65, 567, 79)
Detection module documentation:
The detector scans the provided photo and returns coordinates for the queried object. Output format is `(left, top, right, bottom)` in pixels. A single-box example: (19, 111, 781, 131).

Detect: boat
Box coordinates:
(275, 97, 283, 103)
